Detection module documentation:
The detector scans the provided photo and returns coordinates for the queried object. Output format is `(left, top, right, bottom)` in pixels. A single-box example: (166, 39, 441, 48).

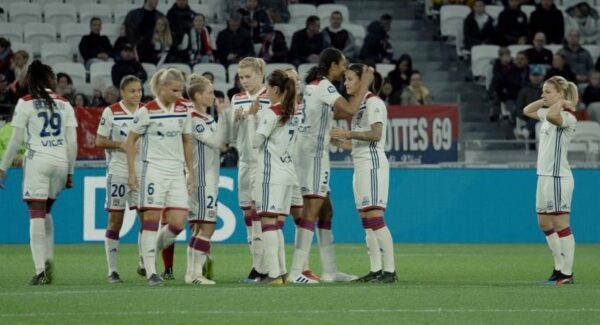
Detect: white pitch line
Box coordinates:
(2, 308, 600, 318)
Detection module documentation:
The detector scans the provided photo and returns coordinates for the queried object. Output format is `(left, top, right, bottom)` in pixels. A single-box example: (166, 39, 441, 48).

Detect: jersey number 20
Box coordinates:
(38, 111, 62, 137)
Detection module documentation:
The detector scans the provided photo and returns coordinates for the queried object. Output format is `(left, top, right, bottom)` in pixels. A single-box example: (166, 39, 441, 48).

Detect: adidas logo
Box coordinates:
(295, 276, 309, 283)
(158, 122, 164, 127)
(110, 248, 118, 253)
(148, 249, 155, 254)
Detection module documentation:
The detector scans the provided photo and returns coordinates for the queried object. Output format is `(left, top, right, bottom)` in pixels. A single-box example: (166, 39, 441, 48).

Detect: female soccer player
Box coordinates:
(246, 69, 297, 284)
(96, 75, 143, 283)
(230, 57, 271, 282)
(125, 68, 194, 286)
(331, 65, 397, 283)
(184, 74, 227, 285)
(288, 48, 373, 284)
(0, 61, 78, 285)
(523, 76, 578, 285)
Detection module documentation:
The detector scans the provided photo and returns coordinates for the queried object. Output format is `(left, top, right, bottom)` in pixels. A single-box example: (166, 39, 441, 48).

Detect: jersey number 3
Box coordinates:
(38, 111, 62, 137)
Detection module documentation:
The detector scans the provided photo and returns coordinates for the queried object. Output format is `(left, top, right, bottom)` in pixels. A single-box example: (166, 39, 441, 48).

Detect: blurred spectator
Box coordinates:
(545, 52, 577, 81)
(201, 72, 225, 101)
(237, 0, 272, 44)
(104, 86, 120, 106)
(289, 16, 326, 65)
(360, 14, 393, 66)
(79, 17, 114, 69)
(0, 37, 13, 76)
(227, 74, 242, 99)
(138, 16, 174, 64)
(463, 0, 495, 51)
(432, 0, 475, 11)
(56, 73, 75, 102)
(216, 13, 255, 66)
(0, 73, 15, 110)
(383, 54, 413, 105)
(489, 47, 513, 121)
(515, 64, 545, 140)
(497, 0, 528, 45)
(582, 70, 600, 106)
(112, 43, 148, 88)
(529, 0, 564, 44)
(113, 24, 132, 60)
(524, 32, 553, 66)
(560, 29, 593, 83)
(258, 24, 288, 63)
(564, 1, 600, 44)
(73, 93, 90, 108)
(322, 11, 356, 59)
(182, 13, 215, 65)
(167, 0, 195, 50)
(494, 51, 529, 121)
(262, 0, 290, 23)
(124, 0, 165, 43)
(7, 50, 29, 93)
(401, 71, 432, 105)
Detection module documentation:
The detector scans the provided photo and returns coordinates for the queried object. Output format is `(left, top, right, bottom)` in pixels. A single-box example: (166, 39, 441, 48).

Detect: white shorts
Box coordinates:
(353, 166, 389, 211)
(105, 174, 137, 211)
(291, 185, 303, 208)
(296, 154, 330, 198)
(536, 175, 573, 214)
(255, 183, 292, 216)
(22, 157, 68, 201)
(238, 161, 256, 209)
(188, 184, 218, 223)
(139, 167, 188, 211)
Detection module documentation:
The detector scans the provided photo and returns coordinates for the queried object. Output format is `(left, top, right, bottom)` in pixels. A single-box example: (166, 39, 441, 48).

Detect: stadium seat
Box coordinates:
(30, 0, 61, 4)
(265, 63, 295, 77)
(212, 81, 232, 96)
(113, 4, 138, 25)
(569, 121, 600, 158)
(288, 4, 317, 26)
(455, 21, 468, 59)
(53, 62, 86, 86)
(44, 3, 78, 28)
(156, 1, 173, 14)
(583, 44, 600, 62)
(9, 2, 42, 24)
(273, 23, 299, 48)
(485, 5, 503, 21)
(102, 22, 120, 43)
(189, 4, 219, 23)
(546, 44, 563, 54)
(65, 0, 101, 7)
(60, 23, 88, 60)
(345, 23, 366, 48)
(193, 63, 227, 83)
(440, 5, 470, 39)
(521, 5, 535, 19)
(376, 63, 395, 78)
(90, 61, 115, 87)
(24, 22, 57, 55)
(79, 3, 112, 25)
(297, 63, 315, 81)
(0, 22, 23, 43)
(77, 82, 94, 98)
(588, 102, 600, 123)
(142, 63, 157, 80)
(317, 4, 350, 23)
(227, 64, 238, 84)
(143, 81, 152, 97)
(41, 42, 74, 66)
(101, 0, 129, 7)
(10, 42, 34, 63)
(471, 44, 499, 78)
(161, 63, 192, 76)
(508, 44, 532, 58)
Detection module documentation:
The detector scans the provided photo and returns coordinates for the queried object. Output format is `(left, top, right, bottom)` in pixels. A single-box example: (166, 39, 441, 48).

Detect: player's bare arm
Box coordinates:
(96, 135, 124, 152)
(183, 133, 195, 194)
(523, 99, 544, 120)
(331, 122, 383, 142)
(125, 132, 140, 191)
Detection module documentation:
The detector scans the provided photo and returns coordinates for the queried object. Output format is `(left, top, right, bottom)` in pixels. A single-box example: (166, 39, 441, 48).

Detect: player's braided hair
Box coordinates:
(26, 60, 57, 112)
(267, 69, 296, 125)
(305, 47, 343, 84)
(347, 63, 383, 95)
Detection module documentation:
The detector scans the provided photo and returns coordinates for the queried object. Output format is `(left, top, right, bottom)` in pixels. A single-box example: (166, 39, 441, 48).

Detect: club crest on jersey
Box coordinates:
(546, 201, 554, 209)
(327, 86, 336, 93)
(133, 116, 139, 124)
(100, 117, 106, 125)
(195, 124, 205, 133)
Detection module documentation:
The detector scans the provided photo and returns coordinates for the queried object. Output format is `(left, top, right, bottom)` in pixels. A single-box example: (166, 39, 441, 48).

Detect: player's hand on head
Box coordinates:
(66, 174, 73, 189)
(362, 66, 375, 88)
(563, 100, 576, 111)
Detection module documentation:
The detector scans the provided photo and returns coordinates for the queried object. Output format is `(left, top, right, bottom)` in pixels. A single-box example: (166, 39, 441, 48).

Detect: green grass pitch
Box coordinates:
(1, 244, 599, 324)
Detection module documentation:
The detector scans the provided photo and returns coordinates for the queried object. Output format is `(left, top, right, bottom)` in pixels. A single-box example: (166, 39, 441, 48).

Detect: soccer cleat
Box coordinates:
(202, 256, 214, 280)
(147, 274, 164, 286)
(107, 271, 123, 284)
(188, 275, 216, 285)
(555, 272, 574, 285)
(352, 270, 382, 283)
(321, 271, 359, 283)
(161, 268, 175, 280)
(370, 271, 398, 283)
(44, 260, 54, 284)
(302, 269, 320, 281)
(544, 269, 561, 284)
(288, 273, 319, 284)
(241, 267, 263, 283)
(260, 276, 285, 285)
(29, 272, 50, 286)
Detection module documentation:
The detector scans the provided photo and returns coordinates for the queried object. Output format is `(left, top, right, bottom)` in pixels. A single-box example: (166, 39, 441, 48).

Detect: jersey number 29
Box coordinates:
(38, 111, 62, 137)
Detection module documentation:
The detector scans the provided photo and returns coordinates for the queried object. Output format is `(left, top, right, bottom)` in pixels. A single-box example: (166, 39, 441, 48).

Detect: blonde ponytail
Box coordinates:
(546, 76, 579, 106)
(187, 73, 211, 100)
(238, 57, 266, 76)
(149, 68, 185, 97)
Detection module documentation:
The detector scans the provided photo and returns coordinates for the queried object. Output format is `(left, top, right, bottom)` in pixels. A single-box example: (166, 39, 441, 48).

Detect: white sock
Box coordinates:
(191, 236, 210, 278)
(141, 222, 158, 278)
(294, 222, 310, 271)
(105, 230, 120, 275)
(277, 228, 286, 276)
(30, 216, 46, 274)
(317, 226, 337, 274)
(290, 219, 314, 276)
(252, 219, 264, 273)
(262, 226, 280, 278)
(137, 229, 144, 268)
(186, 239, 194, 279)
(371, 218, 395, 273)
(245, 216, 253, 262)
(365, 228, 382, 272)
(156, 224, 182, 252)
(558, 228, 575, 276)
(45, 213, 54, 261)
(544, 230, 563, 271)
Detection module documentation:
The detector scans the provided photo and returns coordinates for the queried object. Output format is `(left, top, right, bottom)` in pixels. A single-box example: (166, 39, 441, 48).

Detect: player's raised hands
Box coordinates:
(361, 66, 375, 89)
(248, 98, 260, 116)
(234, 108, 244, 121)
(562, 100, 576, 111)
(215, 98, 227, 115)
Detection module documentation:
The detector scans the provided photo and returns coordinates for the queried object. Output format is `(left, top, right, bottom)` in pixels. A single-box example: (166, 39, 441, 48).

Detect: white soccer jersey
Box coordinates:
(288, 99, 304, 159)
(536, 109, 577, 177)
(130, 98, 192, 175)
(351, 92, 388, 168)
(296, 78, 341, 156)
(231, 88, 270, 164)
(11, 92, 77, 163)
(255, 104, 297, 186)
(191, 111, 223, 188)
(97, 101, 141, 178)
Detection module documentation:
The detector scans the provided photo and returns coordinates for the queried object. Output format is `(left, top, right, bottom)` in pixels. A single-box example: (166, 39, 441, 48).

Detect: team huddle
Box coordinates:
(0, 47, 398, 286)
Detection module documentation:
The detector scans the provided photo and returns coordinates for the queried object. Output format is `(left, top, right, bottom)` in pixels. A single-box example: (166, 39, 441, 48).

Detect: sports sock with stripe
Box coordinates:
(105, 229, 120, 275)
(362, 217, 382, 272)
(557, 227, 575, 276)
(141, 220, 159, 278)
(317, 220, 337, 274)
(262, 224, 280, 278)
(29, 209, 47, 274)
(543, 229, 563, 271)
(369, 217, 395, 273)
